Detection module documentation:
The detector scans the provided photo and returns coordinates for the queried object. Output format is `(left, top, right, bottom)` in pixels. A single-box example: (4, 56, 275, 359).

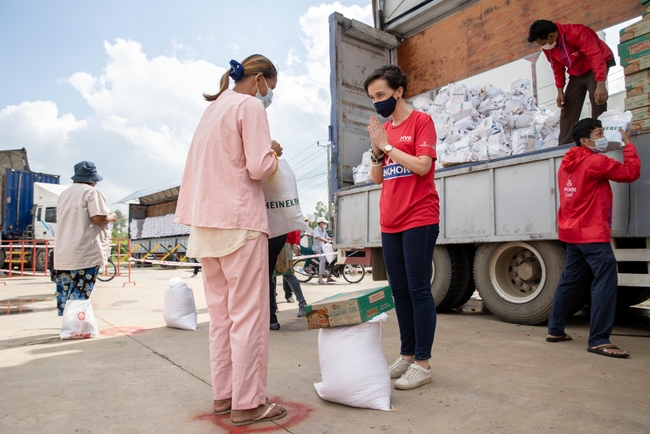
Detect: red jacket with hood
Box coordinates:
(558, 144, 641, 244)
(543, 23, 615, 89)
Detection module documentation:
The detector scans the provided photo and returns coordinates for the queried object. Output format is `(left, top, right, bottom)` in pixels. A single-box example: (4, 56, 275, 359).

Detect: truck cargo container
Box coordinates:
(329, 1, 650, 324)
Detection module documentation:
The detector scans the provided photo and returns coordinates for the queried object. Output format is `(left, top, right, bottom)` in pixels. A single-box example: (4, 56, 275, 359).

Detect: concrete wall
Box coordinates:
(397, 0, 644, 97)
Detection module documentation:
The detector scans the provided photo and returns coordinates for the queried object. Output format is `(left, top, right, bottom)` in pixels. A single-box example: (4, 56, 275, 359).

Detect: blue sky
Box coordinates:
(0, 0, 373, 212)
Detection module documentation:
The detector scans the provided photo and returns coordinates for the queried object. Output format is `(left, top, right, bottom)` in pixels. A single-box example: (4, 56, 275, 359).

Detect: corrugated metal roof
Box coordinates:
(115, 179, 181, 206)
(375, 0, 474, 38)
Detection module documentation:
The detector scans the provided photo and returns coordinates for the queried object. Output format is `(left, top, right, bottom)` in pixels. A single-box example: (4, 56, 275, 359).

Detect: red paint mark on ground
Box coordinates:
(195, 396, 313, 433)
(100, 326, 149, 337)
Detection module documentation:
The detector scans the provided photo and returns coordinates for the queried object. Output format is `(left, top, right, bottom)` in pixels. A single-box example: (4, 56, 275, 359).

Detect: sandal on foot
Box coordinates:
(213, 408, 231, 415)
(231, 403, 287, 426)
(546, 333, 572, 343)
(587, 344, 630, 358)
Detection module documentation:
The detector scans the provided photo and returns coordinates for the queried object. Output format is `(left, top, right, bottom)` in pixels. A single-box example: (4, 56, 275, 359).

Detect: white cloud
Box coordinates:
(0, 100, 86, 148)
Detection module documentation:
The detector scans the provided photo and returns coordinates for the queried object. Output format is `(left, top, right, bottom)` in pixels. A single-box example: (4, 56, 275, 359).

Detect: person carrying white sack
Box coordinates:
(175, 54, 287, 426)
(312, 217, 334, 284)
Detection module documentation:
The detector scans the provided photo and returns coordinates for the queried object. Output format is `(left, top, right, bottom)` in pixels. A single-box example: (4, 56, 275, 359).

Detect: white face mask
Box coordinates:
(588, 137, 609, 153)
(541, 41, 557, 50)
(255, 76, 273, 109)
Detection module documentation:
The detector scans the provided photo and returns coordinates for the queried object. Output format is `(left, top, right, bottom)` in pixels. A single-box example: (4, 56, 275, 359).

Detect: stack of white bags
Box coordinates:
(413, 78, 561, 168)
(131, 214, 191, 239)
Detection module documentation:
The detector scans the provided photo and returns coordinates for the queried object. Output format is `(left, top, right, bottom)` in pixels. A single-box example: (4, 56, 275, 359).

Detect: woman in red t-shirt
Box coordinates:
(365, 65, 439, 391)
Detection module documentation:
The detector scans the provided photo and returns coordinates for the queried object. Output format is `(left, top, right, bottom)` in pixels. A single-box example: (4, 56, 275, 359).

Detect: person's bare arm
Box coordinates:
(91, 213, 117, 226)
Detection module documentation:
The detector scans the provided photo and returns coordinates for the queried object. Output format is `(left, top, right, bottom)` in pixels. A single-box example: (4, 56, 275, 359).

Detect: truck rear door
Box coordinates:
(329, 12, 399, 193)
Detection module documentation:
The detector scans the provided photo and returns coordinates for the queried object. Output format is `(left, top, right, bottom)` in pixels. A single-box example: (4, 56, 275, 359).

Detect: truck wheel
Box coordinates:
(449, 245, 478, 309)
(431, 245, 464, 310)
(616, 287, 650, 308)
(35, 248, 47, 272)
(474, 241, 565, 325)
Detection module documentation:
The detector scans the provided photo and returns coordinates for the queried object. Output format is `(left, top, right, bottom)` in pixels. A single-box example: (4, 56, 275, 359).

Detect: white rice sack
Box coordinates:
(433, 114, 452, 139)
(542, 139, 559, 149)
(510, 79, 532, 96)
(443, 129, 465, 146)
(450, 101, 477, 121)
(454, 116, 476, 132)
(543, 110, 561, 130)
(506, 115, 535, 130)
(511, 127, 540, 155)
(441, 149, 478, 167)
(447, 84, 467, 106)
(413, 97, 434, 113)
(353, 151, 373, 185)
(475, 144, 512, 161)
(314, 313, 391, 411)
(429, 92, 450, 114)
(505, 99, 526, 115)
(598, 108, 632, 150)
(485, 85, 504, 99)
(447, 135, 473, 153)
(473, 116, 501, 138)
(468, 84, 489, 101)
(163, 277, 198, 331)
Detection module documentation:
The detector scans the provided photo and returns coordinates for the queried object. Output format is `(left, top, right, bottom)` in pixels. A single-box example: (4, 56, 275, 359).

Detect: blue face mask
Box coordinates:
(373, 93, 398, 118)
(255, 76, 273, 109)
(589, 137, 609, 153)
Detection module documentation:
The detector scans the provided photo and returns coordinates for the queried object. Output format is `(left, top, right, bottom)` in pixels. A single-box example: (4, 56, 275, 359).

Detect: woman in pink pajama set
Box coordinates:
(175, 54, 287, 426)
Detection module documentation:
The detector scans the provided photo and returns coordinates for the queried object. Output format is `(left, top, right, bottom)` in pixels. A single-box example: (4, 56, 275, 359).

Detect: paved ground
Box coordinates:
(1, 268, 649, 434)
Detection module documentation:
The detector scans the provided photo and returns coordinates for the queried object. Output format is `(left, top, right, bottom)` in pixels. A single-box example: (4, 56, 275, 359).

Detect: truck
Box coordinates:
(0, 148, 65, 271)
(329, 0, 650, 324)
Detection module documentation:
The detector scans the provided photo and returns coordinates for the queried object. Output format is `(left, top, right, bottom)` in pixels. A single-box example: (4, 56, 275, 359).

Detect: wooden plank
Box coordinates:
(397, 0, 645, 97)
(146, 200, 177, 218)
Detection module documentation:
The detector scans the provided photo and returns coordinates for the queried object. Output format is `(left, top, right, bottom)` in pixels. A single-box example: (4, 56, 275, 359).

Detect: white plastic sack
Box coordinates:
(322, 243, 336, 264)
(353, 151, 373, 185)
(60, 299, 99, 340)
(511, 127, 540, 154)
(450, 101, 477, 121)
(428, 92, 450, 114)
(413, 97, 434, 112)
(475, 144, 512, 161)
(447, 84, 467, 106)
(163, 277, 198, 331)
(314, 313, 391, 411)
(262, 159, 305, 238)
(506, 115, 535, 130)
(598, 108, 633, 150)
(441, 149, 478, 167)
(505, 99, 526, 115)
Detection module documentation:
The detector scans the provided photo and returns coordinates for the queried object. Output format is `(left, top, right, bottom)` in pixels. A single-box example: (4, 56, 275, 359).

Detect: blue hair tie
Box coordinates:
(229, 59, 244, 81)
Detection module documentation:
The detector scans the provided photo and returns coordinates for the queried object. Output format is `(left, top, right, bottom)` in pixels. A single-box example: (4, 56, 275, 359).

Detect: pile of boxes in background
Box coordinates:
(620, 3, 650, 131)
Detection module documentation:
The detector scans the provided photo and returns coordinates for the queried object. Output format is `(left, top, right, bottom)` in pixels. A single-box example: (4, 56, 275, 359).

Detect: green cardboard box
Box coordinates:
(625, 92, 650, 110)
(625, 70, 650, 89)
(620, 17, 650, 43)
(630, 105, 650, 121)
(624, 55, 650, 75)
(619, 34, 650, 66)
(632, 117, 650, 131)
(304, 286, 394, 329)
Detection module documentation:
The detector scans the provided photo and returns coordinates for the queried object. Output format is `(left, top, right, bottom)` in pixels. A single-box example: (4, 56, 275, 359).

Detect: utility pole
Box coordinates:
(317, 140, 332, 221)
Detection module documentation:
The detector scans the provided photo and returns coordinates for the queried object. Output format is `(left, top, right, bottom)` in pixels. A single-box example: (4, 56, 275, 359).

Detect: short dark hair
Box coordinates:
(571, 118, 602, 146)
(363, 65, 408, 95)
(527, 20, 557, 43)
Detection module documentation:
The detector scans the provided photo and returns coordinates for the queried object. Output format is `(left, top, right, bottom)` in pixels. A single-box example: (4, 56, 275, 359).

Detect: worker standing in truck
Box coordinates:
(546, 119, 641, 357)
(527, 20, 616, 146)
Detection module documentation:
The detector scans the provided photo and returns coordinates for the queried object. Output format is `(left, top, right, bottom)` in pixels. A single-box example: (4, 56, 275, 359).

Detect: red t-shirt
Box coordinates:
(380, 110, 439, 233)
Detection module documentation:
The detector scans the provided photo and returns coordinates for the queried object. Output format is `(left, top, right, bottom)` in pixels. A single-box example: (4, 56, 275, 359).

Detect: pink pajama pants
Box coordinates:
(201, 234, 270, 410)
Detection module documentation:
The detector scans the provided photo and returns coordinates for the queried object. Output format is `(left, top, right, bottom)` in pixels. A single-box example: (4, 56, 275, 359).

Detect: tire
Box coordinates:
(342, 264, 365, 283)
(449, 245, 478, 309)
(431, 245, 464, 309)
(97, 260, 117, 282)
(293, 259, 312, 283)
(616, 287, 650, 308)
(35, 248, 47, 272)
(474, 241, 565, 325)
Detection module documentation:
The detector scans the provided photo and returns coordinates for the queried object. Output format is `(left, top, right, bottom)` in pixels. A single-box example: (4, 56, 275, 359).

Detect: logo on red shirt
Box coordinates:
(564, 179, 577, 197)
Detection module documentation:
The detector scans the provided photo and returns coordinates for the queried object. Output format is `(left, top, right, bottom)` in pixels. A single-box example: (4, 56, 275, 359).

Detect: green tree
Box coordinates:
(314, 201, 330, 221)
(111, 209, 128, 239)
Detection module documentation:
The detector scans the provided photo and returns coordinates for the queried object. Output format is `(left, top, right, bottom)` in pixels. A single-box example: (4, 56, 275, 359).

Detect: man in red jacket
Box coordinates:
(528, 20, 615, 145)
(547, 118, 641, 357)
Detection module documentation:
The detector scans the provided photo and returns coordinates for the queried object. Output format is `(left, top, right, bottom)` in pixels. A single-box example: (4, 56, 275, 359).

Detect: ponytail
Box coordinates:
(203, 70, 230, 102)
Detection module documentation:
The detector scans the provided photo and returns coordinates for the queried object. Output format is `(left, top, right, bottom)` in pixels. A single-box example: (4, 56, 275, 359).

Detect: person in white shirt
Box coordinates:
(312, 217, 334, 284)
(54, 161, 116, 316)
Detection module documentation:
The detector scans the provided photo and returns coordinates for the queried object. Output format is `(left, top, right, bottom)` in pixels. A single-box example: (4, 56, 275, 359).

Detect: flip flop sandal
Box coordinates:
(231, 403, 287, 426)
(546, 333, 572, 343)
(587, 344, 630, 358)
(213, 408, 231, 415)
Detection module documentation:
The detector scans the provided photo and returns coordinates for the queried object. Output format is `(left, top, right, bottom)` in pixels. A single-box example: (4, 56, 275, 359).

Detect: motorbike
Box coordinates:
(293, 246, 365, 284)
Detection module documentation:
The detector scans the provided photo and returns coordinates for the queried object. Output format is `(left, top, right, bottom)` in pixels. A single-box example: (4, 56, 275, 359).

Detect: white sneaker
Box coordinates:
(394, 364, 431, 390)
(388, 357, 411, 379)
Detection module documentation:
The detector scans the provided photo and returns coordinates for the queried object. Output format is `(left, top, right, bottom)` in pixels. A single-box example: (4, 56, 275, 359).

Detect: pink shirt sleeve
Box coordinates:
(239, 98, 277, 180)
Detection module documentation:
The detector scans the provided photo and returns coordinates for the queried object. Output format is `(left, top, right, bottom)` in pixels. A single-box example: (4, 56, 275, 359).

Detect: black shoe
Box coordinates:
(270, 323, 281, 331)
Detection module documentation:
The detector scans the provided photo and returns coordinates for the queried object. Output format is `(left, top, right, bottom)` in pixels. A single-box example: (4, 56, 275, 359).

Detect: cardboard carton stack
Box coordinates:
(620, 7, 650, 131)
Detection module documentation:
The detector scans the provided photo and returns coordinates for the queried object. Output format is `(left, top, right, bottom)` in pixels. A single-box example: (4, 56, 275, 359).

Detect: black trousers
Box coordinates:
(268, 234, 287, 324)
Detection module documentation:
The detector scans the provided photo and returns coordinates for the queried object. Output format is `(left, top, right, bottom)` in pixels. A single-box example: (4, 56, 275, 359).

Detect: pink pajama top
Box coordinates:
(175, 89, 277, 251)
